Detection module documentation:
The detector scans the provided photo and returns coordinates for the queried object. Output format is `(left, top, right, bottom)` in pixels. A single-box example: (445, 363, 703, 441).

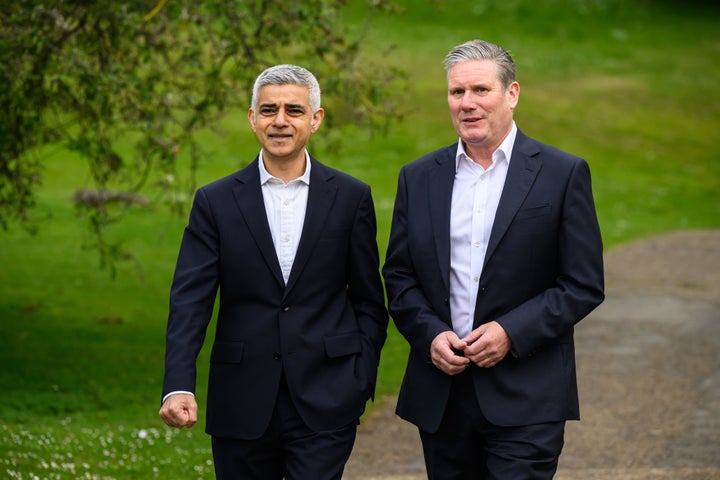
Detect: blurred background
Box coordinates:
(1, 0, 718, 477)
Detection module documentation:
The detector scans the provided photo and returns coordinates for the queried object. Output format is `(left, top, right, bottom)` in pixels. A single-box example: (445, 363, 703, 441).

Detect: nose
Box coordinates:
(460, 91, 476, 111)
(273, 110, 288, 127)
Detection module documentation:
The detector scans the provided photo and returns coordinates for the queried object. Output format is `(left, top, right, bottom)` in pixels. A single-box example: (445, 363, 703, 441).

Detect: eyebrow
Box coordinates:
(259, 102, 307, 111)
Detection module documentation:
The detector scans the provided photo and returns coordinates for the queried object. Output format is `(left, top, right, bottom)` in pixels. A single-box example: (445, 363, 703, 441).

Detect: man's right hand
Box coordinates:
(430, 331, 471, 375)
(159, 393, 198, 429)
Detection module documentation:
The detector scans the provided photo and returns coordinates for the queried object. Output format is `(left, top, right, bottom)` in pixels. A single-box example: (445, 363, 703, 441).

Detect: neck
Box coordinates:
(263, 154, 306, 183)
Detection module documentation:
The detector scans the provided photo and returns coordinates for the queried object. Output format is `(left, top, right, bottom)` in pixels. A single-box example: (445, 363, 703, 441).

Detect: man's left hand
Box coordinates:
(462, 321, 512, 368)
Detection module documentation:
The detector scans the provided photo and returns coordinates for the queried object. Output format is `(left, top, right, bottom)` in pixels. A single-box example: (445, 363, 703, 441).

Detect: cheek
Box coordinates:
(448, 104, 462, 118)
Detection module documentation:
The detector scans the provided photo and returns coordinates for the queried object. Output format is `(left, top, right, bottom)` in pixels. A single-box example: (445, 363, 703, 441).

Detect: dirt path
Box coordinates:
(344, 229, 720, 479)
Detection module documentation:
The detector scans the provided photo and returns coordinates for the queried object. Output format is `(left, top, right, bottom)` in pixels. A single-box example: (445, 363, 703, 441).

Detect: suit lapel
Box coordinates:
(284, 158, 337, 297)
(429, 146, 456, 293)
(484, 131, 542, 267)
(232, 159, 285, 287)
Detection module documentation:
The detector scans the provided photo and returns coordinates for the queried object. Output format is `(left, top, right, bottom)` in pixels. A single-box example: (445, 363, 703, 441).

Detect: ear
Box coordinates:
(507, 81, 520, 109)
(311, 108, 325, 133)
(247, 108, 256, 132)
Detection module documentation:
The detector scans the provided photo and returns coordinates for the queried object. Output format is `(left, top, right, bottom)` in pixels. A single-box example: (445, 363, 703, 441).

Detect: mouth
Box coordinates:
(268, 133, 292, 140)
(461, 116, 484, 125)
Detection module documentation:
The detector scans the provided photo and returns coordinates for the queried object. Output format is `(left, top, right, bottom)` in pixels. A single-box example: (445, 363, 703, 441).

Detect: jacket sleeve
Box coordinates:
(347, 185, 389, 396)
(161, 188, 219, 399)
(382, 167, 452, 359)
(496, 158, 605, 357)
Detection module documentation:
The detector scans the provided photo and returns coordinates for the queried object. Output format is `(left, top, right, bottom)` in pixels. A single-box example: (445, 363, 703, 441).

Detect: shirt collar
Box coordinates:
(258, 150, 312, 185)
(455, 121, 517, 172)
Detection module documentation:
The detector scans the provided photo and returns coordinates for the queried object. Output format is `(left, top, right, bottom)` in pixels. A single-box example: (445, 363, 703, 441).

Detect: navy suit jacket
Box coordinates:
(162, 156, 388, 440)
(382, 130, 604, 432)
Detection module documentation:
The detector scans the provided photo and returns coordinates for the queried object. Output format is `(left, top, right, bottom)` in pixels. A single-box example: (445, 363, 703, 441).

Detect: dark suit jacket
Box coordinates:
(382, 130, 605, 433)
(162, 156, 388, 440)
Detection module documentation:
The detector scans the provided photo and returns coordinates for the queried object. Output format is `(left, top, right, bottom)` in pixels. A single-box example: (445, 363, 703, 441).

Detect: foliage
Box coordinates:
(0, 0, 405, 275)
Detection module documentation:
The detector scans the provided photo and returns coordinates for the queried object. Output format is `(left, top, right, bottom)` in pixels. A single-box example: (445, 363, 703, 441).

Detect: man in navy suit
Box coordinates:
(383, 40, 605, 479)
(159, 64, 388, 479)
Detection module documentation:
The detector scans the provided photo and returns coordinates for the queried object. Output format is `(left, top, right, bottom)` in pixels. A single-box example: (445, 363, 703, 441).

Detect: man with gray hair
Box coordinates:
(160, 64, 388, 479)
(383, 40, 604, 478)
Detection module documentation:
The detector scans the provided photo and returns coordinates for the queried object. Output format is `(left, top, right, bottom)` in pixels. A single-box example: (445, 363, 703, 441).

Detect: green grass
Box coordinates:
(2, 0, 719, 477)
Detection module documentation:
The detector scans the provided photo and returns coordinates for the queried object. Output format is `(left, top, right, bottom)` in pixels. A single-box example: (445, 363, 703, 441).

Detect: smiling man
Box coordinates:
(383, 40, 605, 479)
(159, 64, 388, 479)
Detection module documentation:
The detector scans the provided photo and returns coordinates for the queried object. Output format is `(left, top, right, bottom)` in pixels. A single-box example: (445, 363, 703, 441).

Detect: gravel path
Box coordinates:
(344, 229, 720, 479)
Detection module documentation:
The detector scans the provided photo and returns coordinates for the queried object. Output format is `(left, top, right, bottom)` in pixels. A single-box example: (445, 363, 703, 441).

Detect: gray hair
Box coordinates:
(443, 40, 516, 90)
(251, 64, 321, 114)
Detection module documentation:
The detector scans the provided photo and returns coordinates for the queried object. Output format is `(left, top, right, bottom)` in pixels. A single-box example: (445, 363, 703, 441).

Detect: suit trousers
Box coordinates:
(419, 368, 565, 480)
(211, 373, 357, 480)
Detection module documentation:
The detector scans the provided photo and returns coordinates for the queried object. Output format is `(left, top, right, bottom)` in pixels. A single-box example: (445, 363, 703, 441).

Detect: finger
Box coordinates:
(186, 403, 198, 427)
(462, 327, 484, 345)
(463, 340, 484, 357)
(433, 344, 468, 366)
(448, 336, 468, 352)
(160, 413, 181, 428)
(163, 411, 184, 428)
(160, 402, 190, 428)
(436, 331, 467, 351)
(432, 352, 466, 374)
(443, 352, 471, 373)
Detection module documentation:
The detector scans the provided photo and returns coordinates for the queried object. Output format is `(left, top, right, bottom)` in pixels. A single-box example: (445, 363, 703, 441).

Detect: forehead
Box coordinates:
(257, 83, 311, 106)
(447, 59, 499, 86)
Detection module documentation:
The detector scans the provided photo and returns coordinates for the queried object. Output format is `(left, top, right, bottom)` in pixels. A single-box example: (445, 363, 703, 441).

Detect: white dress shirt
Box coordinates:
(258, 150, 311, 284)
(449, 123, 517, 338)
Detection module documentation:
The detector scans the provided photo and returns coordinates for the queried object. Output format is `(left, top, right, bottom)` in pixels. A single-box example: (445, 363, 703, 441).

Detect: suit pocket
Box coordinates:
(210, 341, 244, 364)
(514, 203, 551, 221)
(324, 332, 362, 358)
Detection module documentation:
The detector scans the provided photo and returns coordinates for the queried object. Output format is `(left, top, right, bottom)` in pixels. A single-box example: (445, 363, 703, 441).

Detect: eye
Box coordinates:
(260, 107, 277, 116)
(450, 88, 464, 96)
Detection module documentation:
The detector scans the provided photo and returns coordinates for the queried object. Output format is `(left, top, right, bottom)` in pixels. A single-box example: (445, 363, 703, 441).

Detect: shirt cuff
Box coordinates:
(162, 390, 195, 404)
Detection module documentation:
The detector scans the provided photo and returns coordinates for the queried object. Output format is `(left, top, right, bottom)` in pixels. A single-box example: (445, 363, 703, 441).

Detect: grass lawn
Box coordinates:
(1, 0, 718, 477)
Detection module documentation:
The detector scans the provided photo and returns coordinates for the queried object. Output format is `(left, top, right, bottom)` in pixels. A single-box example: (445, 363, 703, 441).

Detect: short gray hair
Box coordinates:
(444, 40, 516, 90)
(251, 64, 321, 113)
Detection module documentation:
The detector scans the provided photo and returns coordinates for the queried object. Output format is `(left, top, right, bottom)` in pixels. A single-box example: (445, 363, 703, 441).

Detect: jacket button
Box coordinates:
(443, 298, 449, 305)
(273, 352, 281, 360)
(282, 306, 289, 312)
